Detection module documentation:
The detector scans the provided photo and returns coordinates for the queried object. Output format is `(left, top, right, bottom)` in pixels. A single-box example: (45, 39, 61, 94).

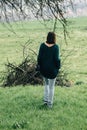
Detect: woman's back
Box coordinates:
(38, 43, 60, 79)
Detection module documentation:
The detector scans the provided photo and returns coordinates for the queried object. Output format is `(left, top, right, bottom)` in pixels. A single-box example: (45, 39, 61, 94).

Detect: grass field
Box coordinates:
(0, 85, 87, 130)
(0, 17, 87, 130)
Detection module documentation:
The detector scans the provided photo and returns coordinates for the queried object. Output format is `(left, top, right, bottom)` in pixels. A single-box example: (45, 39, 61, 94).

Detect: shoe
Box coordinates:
(43, 100, 48, 104)
(39, 103, 48, 109)
(47, 102, 52, 108)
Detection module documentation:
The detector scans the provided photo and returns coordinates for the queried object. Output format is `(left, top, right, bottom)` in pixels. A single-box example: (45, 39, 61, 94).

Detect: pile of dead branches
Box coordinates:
(3, 58, 43, 86)
(2, 40, 72, 87)
(3, 57, 72, 87)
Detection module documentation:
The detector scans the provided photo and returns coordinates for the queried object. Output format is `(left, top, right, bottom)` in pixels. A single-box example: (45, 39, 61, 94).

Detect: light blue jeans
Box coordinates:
(43, 77, 56, 106)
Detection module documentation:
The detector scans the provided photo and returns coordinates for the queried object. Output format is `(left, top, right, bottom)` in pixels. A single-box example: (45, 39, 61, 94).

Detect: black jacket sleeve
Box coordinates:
(54, 45, 61, 70)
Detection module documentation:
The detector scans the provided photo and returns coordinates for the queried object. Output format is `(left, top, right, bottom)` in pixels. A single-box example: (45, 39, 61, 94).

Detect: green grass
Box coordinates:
(0, 16, 87, 130)
(0, 85, 87, 130)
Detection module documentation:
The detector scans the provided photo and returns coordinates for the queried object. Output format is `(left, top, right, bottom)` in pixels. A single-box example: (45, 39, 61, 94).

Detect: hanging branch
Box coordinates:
(0, 0, 74, 35)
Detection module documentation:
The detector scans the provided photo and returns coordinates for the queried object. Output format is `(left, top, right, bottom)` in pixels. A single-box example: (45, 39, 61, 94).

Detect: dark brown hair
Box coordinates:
(46, 32, 56, 44)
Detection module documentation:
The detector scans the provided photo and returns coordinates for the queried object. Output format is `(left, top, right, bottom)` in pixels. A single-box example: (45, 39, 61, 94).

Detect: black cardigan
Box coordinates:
(37, 43, 60, 79)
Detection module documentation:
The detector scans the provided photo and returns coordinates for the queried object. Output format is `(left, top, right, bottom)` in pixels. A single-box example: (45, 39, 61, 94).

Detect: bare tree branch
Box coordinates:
(0, 0, 74, 33)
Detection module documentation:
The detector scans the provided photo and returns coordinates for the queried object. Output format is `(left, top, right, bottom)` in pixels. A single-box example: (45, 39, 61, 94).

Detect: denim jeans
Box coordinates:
(43, 77, 56, 106)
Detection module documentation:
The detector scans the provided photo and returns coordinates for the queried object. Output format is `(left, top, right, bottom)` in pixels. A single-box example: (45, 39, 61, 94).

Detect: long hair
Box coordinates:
(46, 32, 56, 44)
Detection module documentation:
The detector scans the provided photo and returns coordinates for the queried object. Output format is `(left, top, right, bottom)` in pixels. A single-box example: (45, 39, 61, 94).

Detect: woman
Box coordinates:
(37, 32, 60, 108)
